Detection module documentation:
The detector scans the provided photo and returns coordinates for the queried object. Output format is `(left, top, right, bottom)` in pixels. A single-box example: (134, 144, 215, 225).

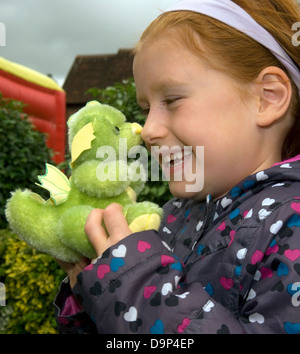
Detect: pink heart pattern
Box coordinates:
(291, 203, 300, 213)
(161, 255, 175, 267)
(167, 214, 177, 224)
(97, 264, 110, 279)
(144, 286, 157, 299)
(284, 249, 300, 261)
(137, 240, 151, 253)
(219, 277, 234, 290)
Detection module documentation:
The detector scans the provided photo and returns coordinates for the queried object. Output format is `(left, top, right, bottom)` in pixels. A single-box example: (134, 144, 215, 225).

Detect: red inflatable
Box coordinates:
(0, 57, 66, 164)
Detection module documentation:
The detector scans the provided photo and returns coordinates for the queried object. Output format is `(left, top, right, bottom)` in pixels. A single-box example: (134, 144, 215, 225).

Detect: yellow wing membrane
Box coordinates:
(71, 122, 96, 165)
(36, 164, 71, 205)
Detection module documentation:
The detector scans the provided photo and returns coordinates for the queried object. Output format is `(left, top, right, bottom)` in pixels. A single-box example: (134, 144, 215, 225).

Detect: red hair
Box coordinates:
(135, 0, 300, 159)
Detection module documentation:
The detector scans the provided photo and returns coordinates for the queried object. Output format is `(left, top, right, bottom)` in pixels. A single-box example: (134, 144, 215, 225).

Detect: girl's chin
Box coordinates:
(168, 180, 206, 201)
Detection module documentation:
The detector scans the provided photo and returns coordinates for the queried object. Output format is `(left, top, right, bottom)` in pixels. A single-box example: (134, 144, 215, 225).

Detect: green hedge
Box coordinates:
(0, 94, 53, 229)
(0, 95, 63, 333)
(0, 228, 65, 334)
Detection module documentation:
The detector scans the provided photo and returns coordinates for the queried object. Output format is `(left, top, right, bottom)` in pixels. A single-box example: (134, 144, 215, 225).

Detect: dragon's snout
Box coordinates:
(131, 123, 142, 135)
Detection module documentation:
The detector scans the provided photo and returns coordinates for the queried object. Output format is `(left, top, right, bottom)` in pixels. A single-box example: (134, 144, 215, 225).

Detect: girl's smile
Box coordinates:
(151, 145, 194, 181)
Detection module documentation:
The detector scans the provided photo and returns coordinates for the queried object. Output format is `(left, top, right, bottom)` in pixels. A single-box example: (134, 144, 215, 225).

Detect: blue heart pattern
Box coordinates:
(151, 319, 164, 334)
(110, 258, 125, 272)
(277, 262, 289, 277)
(284, 322, 300, 334)
(287, 214, 300, 227)
(286, 282, 300, 296)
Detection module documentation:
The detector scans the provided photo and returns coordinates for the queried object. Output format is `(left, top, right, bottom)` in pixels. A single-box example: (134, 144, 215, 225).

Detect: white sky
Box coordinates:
(0, 0, 178, 86)
(1, 0, 299, 87)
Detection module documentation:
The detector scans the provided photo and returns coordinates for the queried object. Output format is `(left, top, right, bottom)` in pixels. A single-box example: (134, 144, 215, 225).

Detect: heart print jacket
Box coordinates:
(54, 155, 300, 334)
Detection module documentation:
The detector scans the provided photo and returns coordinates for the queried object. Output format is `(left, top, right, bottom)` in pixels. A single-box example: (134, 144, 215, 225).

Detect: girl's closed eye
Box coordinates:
(163, 96, 182, 106)
(140, 97, 182, 114)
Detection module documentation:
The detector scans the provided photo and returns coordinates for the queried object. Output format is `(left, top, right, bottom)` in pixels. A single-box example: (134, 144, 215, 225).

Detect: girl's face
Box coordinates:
(133, 35, 278, 201)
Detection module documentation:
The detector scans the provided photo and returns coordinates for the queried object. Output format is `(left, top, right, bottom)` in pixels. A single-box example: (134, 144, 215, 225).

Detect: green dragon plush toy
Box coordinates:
(5, 101, 162, 262)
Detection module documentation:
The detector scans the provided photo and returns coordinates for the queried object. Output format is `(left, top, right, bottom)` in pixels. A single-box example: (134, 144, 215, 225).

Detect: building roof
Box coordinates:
(63, 49, 134, 104)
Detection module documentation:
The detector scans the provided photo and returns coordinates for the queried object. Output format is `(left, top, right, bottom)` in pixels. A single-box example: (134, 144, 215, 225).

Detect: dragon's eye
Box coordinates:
(114, 126, 120, 135)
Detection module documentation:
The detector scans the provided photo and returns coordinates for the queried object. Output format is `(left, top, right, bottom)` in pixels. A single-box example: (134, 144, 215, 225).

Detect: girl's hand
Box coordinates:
(85, 203, 132, 257)
(56, 257, 90, 288)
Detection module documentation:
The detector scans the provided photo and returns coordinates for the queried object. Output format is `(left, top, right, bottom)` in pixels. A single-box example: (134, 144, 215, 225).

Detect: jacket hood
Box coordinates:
(214, 154, 300, 215)
(160, 154, 300, 253)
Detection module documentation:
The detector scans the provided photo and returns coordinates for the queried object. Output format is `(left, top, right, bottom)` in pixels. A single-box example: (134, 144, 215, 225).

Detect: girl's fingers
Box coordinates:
(85, 205, 132, 257)
(85, 208, 107, 256)
(103, 203, 132, 244)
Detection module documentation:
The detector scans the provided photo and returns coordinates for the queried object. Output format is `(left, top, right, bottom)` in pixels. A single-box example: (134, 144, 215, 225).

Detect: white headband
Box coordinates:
(166, 0, 300, 96)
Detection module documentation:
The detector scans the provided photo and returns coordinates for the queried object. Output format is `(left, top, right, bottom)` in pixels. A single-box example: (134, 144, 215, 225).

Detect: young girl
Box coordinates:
(55, 0, 300, 334)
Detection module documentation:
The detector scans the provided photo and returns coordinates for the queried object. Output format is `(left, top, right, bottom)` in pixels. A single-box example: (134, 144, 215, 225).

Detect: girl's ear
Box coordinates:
(255, 66, 293, 127)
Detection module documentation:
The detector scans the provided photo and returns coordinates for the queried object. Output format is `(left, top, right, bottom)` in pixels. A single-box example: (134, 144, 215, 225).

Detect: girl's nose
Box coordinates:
(141, 112, 168, 145)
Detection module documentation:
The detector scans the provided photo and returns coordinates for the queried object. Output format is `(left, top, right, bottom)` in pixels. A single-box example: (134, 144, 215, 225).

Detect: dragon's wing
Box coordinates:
(71, 122, 96, 165)
(36, 163, 71, 205)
